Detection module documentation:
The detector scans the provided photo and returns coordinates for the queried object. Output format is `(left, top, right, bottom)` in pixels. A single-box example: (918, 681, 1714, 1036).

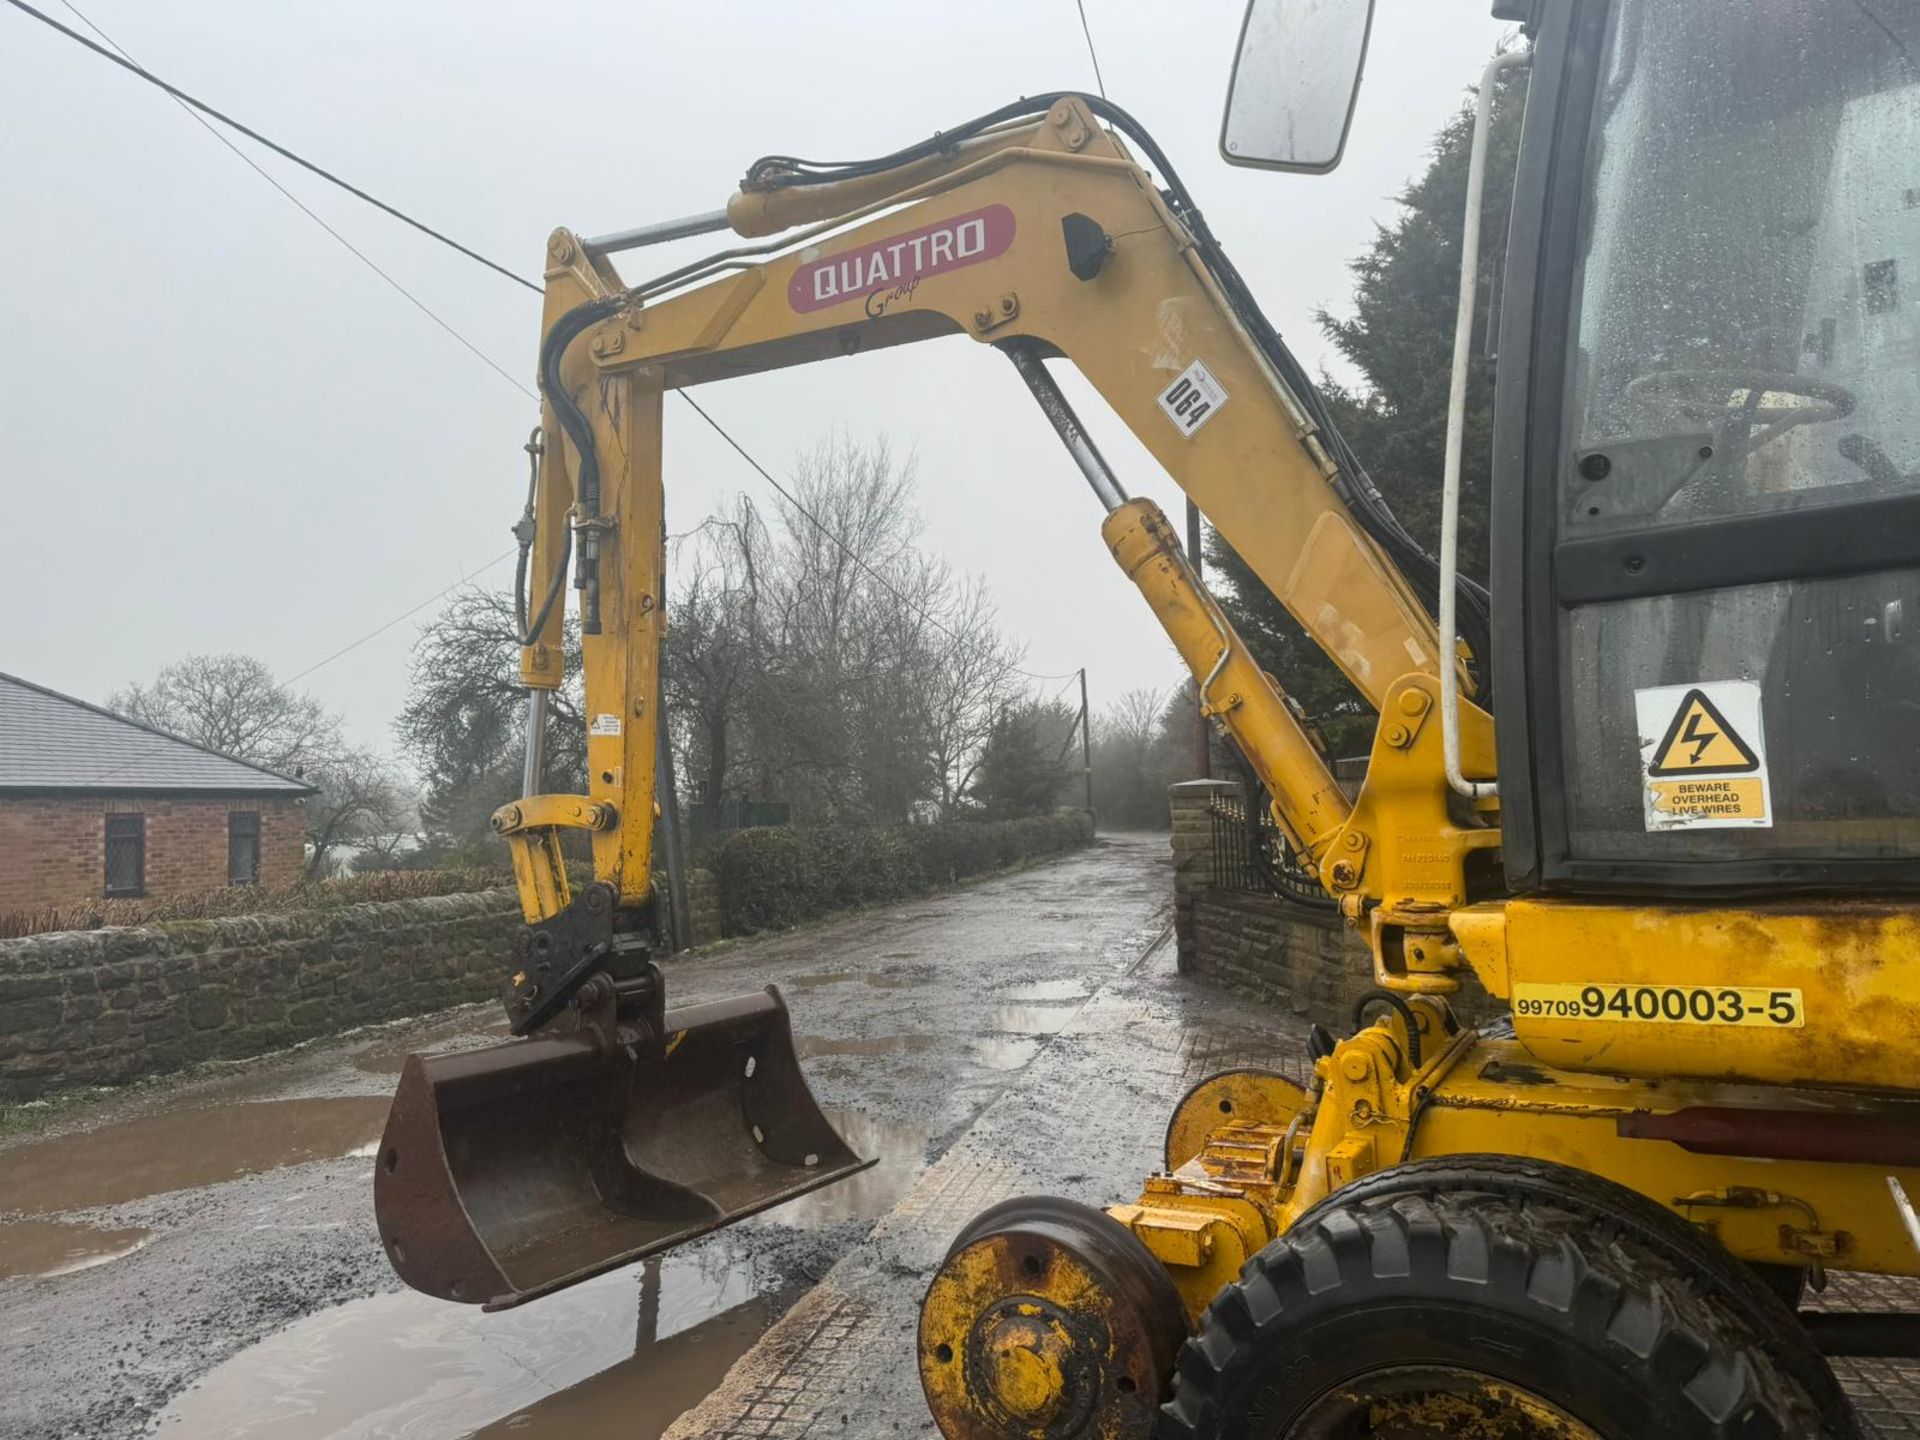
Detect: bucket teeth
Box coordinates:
(373, 986, 871, 1309)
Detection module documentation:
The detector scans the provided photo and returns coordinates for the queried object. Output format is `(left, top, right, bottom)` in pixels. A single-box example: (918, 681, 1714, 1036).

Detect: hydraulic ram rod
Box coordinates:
(582, 210, 732, 255)
(1002, 341, 1349, 864)
(1001, 342, 1130, 512)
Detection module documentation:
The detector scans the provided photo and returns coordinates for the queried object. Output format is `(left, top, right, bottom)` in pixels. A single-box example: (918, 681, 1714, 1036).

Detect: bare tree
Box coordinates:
(666, 501, 767, 808)
(304, 747, 412, 877)
(913, 575, 1026, 812)
(111, 654, 336, 777)
(396, 588, 584, 857)
(1090, 685, 1192, 829)
(667, 433, 1028, 826)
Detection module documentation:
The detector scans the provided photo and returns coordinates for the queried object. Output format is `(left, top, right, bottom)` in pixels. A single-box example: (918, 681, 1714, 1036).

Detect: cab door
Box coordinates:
(1493, 0, 1920, 895)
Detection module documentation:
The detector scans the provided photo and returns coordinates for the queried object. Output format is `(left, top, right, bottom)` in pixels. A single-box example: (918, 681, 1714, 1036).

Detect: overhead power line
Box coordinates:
(75, 550, 517, 789)
(1075, 0, 1109, 99)
(3, 0, 540, 292)
(19, 0, 1077, 687)
(282, 551, 515, 688)
(676, 392, 1078, 684)
(51, 0, 535, 401)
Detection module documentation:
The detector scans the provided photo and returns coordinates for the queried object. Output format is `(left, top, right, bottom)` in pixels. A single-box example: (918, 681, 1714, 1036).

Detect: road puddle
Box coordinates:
(776, 1106, 933, 1224)
(470, 1296, 771, 1438)
(971, 1036, 1043, 1071)
(991, 1003, 1079, 1035)
(0, 1097, 391, 1212)
(353, 1018, 513, 1075)
(154, 1105, 928, 1438)
(0, 1218, 153, 1279)
(796, 1032, 934, 1059)
(999, 979, 1090, 1002)
(781, 968, 915, 992)
(157, 1252, 767, 1440)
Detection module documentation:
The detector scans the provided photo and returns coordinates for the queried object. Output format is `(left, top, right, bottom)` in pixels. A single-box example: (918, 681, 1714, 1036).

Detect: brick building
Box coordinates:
(0, 672, 314, 911)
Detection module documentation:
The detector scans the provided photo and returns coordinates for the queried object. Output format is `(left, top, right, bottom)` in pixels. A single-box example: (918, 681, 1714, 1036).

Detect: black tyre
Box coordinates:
(1319, 1156, 1853, 1436)
(1158, 1157, 1846, 1439)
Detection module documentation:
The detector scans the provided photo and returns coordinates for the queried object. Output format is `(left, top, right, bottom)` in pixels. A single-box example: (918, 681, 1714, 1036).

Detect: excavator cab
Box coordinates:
(1488, 0, 1920, 895)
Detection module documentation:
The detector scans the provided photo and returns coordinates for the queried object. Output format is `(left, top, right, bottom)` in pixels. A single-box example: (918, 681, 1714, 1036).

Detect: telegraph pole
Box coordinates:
(1186, 499, 1211, 780)
(1078, 667, 1095, 826)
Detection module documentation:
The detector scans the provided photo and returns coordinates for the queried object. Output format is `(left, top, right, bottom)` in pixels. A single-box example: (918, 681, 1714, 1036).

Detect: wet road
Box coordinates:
(0, 833, 1180, 1440)
(17, 831, 1918, 1439)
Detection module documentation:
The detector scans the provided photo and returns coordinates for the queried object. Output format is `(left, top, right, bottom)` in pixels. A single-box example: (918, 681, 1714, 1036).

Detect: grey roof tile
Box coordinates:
(0, 672, 317, 795)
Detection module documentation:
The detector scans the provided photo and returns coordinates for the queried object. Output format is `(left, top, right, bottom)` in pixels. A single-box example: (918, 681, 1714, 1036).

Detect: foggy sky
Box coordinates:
(0, 0, 1507, 756)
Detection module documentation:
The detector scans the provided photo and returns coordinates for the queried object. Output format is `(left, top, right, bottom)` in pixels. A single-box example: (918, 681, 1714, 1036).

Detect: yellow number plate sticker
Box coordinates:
(1512, 983, 1804, 1028)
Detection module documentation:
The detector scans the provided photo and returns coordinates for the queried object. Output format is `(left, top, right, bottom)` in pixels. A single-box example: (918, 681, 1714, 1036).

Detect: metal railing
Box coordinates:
(1207, 795, 1337, 910)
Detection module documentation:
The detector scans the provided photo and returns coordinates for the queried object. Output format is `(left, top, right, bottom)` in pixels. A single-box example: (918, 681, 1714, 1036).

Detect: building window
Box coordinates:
(228, 811, 261, 886)
(104, 814, 145, 897)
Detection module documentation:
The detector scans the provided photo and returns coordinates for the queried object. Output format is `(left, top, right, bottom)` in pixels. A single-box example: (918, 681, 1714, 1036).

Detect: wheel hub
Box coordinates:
(1292, 1365, 1606, 1440)
(919, 1196, 1188, 1440)
(969, 1297, 1096, 1432)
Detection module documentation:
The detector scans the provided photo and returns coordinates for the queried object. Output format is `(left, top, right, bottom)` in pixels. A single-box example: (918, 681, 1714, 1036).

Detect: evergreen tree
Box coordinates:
(968, 701, 1076, 819)
(1207, 60, 1527, 757)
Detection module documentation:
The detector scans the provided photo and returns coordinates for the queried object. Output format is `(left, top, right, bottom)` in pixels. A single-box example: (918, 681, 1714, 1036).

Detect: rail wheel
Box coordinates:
(920, 1195, 1189, 1439)
(1158, 1157, 1851, 1440)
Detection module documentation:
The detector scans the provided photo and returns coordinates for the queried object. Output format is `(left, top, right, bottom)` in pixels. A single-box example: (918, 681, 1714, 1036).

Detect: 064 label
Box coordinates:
(1513, 982, 1804, 1028)
(1157, 359, 1228, 436)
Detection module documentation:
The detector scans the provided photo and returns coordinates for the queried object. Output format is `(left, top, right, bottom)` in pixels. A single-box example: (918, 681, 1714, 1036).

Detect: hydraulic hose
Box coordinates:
(743, 93, 1494, 698)
(512, 427, 572, 649)
(1351, 988, 1423, 1069)
(537, 293, 626, 634)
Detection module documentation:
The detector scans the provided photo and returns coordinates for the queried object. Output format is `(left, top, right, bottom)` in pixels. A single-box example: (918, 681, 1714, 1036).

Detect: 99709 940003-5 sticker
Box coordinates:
(1512, 982, 1804, 1028)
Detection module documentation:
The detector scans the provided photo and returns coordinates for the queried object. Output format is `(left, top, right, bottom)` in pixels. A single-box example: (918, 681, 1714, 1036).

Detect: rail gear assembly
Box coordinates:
(376, 0, 1920, 1433)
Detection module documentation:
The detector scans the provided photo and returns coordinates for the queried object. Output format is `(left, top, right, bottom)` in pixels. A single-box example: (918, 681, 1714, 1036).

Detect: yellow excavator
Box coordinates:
(375, 1, 1920, 1433)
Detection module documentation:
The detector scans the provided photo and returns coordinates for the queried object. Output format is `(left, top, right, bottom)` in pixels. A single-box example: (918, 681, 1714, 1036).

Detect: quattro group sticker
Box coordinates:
(1634, 680, 1771, 831)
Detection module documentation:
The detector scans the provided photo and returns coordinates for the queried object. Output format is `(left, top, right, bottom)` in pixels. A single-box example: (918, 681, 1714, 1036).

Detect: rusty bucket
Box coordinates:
(373, 986, 869, 1309)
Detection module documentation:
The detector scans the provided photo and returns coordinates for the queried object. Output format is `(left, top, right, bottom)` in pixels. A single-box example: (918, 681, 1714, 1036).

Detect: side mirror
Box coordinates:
(1221, 0, 1376, 173)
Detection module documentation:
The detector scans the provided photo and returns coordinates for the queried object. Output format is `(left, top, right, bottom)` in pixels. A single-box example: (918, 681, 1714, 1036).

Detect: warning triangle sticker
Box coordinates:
(1648, 688, 1761, 775)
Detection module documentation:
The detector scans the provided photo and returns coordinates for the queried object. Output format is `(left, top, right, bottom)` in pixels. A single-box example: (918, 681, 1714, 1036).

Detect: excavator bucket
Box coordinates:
(373, 986, 869, 1310)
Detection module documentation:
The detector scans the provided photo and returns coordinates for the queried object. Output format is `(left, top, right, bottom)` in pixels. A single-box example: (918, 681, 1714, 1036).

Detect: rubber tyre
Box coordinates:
(1157, 1157, 1846, 1439)
(1313, 1156, 1854, 1436)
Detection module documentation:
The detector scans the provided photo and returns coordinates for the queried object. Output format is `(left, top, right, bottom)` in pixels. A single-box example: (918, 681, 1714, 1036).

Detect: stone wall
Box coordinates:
(0, 887, 520, 1100)
(1, 823, 1084, 1101)
(1169, 780, 1496, 1030)
(0, 794, 307, 911)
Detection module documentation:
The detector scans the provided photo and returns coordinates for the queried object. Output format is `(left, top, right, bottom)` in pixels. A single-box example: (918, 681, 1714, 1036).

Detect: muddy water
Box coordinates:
(0, 1218, 152, 1279)
(0, 1097, 391, 1212)
(796, 1032, 935, 1059)
(776, 1105, 933, 1225)
(157, 1254, 766, 1440)
(999, 978, 1090, 1003)
(353, 1018, 513, 1075)
(154, 1105, 932, 1438)
(780, 968, 918, 992)
(971, 1036, 1043, 1071)
(990, 1003, 1079, 1035)
(470, 1296, 772, 1438)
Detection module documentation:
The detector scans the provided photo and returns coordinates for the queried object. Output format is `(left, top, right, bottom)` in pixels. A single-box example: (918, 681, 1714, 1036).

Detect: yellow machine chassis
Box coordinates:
(501, 93, 1920, 1369)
